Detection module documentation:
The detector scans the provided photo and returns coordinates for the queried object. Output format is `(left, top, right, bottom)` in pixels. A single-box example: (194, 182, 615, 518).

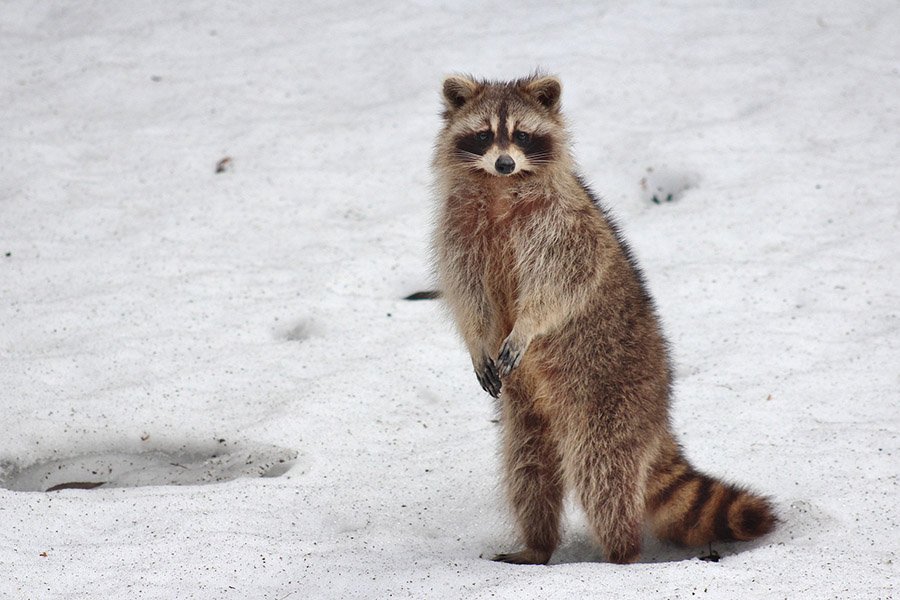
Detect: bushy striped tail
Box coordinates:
(645, 449, 777, 546)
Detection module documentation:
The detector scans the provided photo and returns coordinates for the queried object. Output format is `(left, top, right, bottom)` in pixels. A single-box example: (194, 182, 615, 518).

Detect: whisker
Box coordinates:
(454, 150, 482, 161)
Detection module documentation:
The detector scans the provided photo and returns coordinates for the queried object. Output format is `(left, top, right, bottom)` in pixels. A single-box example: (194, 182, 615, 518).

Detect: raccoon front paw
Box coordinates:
(475, 356, 502, 398)
(497, 335, 525, 377)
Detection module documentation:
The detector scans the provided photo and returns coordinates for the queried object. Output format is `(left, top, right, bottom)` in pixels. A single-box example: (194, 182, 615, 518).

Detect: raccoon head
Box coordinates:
(439, 74, 566, 178)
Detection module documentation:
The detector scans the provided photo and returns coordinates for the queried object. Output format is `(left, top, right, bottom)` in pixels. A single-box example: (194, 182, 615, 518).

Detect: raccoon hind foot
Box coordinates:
(491, 548, 552, 565)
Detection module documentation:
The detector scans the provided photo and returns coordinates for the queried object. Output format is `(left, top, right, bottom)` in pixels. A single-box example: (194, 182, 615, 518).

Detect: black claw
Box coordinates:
(476, 358, 502, 398)
(497, 340, 521, 377)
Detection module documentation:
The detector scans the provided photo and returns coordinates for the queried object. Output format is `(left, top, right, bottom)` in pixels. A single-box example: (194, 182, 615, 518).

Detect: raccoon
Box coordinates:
(431, 74, 776, 565)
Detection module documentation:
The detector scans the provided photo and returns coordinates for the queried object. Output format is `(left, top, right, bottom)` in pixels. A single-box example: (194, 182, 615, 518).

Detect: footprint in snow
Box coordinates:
(0, 440, 299, 492)
(639, 166, 699, 205)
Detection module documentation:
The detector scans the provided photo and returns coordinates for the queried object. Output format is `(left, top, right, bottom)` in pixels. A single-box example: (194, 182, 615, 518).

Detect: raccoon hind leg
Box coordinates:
(493, 378, 564, 565)
(563, 406, 650, 564)
(574, 450, 647, 564)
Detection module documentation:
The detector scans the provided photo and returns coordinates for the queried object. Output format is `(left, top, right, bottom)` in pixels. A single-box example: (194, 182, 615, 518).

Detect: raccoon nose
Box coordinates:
(495, 155, 515, 175)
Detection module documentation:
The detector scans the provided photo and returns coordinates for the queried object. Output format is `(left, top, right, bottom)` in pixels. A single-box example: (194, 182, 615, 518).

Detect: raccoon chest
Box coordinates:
(444, 201, 521, 333)
(483, 234, 518, 333)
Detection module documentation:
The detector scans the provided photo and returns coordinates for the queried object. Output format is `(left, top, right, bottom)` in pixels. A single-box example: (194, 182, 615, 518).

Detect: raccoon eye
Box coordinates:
(475, 131, 492, 143)
(514, 131, 531, 145)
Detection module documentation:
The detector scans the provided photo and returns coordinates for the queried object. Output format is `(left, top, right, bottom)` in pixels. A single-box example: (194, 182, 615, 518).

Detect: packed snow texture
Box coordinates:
(1, 1, 897, 598)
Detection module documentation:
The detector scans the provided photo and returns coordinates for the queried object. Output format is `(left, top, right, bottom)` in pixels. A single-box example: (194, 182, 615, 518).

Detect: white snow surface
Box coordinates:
(1, 1, 897, 598)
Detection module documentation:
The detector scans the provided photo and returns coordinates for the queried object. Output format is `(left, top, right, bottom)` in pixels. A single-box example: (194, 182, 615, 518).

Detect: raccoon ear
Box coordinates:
(442, 75, 481, 112)
(524, 76, 562, 112)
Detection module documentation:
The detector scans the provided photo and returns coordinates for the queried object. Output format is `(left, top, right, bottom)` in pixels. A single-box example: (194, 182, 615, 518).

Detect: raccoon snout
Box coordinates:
(495, 155, 515, 175)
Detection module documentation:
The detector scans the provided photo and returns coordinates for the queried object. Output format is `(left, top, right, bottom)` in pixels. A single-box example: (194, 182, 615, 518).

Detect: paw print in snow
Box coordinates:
(639, 166, 699, 205)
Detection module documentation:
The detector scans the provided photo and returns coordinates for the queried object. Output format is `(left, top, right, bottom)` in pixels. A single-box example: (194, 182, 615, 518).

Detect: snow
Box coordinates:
(1, 1, 897, 598)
